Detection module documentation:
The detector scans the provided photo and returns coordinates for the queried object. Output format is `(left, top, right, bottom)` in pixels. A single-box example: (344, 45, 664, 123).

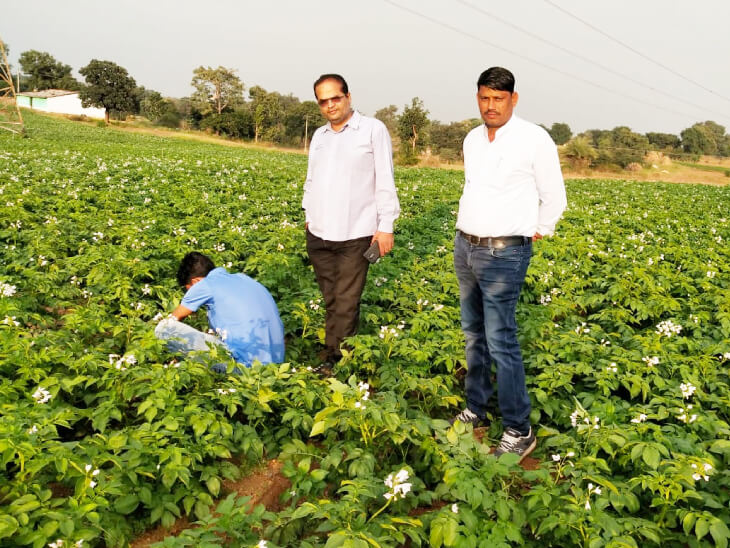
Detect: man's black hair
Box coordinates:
(477, 67, 515, 93)
(177, 252, 215, 287)
(313, 74, 349, 99)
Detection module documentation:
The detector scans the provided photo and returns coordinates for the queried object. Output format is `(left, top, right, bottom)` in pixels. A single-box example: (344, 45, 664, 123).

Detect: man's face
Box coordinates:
(315, 79, 352, 127)
(477, 86, 518, 129)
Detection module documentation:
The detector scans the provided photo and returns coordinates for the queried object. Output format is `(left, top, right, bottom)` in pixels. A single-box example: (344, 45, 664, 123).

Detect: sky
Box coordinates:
(3, 0, 730, 135)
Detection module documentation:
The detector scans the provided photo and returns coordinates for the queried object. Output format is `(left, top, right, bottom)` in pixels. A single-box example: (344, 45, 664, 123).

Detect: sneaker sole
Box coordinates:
(517, 438, 537, 463)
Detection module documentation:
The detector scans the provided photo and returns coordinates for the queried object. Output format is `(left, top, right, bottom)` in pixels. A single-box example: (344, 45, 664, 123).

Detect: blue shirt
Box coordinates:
(181, 268, 285, 366)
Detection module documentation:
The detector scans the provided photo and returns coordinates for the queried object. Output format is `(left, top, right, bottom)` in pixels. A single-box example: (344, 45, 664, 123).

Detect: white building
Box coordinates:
(16, 89, 106, 119)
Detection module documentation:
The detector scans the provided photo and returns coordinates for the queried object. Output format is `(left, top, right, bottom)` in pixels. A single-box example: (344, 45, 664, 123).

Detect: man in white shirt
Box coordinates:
(303, 74, 400, 373)
(451, 67, 567, 462)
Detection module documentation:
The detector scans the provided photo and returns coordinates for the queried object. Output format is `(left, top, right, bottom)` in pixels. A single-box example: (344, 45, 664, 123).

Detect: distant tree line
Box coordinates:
(11, 47, 730, 162)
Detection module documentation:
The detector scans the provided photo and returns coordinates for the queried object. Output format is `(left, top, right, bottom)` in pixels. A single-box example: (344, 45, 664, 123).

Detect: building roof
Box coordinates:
(18, 89, 78, 98)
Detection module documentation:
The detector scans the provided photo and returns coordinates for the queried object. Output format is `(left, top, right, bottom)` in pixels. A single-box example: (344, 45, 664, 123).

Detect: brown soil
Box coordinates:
(130, 459, 291, 548)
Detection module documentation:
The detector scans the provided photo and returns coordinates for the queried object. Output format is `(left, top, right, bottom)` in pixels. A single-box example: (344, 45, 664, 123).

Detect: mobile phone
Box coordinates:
(363, 240, 381, 264)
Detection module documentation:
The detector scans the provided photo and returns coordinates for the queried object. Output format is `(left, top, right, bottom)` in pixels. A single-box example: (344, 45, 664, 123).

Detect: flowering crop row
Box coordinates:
(0, 112, 729, 547)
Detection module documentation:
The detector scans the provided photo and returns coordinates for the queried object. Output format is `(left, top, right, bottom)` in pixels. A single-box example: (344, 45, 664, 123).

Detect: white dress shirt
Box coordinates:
(456, 115, 567, 237)
(303, 111, 400, 241)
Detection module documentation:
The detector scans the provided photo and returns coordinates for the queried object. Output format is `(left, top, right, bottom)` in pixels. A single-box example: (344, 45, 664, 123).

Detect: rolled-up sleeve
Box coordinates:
(372, 122, 400, 233)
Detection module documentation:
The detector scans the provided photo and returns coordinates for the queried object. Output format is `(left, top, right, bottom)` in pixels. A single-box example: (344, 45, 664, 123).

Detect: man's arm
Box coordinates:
(534, 133, 567, 237)
(371, 121, 400, 256)
(171, 304, 194, 321)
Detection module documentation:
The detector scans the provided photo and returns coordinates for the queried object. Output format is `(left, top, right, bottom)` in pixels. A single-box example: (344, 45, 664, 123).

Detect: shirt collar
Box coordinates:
(208, 267, 227, 277)
(324, 110, 361, 133)
(483, 114, 517, 141)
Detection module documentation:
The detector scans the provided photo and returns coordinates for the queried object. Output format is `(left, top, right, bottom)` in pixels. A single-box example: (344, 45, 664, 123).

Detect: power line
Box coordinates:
(454, 0, 730, 122)
(382, 0, 712, 125)
(543, 0, 730, 105)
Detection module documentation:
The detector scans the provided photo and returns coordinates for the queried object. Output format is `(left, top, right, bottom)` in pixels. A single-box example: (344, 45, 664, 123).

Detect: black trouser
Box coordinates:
(306, 230, 371, 359)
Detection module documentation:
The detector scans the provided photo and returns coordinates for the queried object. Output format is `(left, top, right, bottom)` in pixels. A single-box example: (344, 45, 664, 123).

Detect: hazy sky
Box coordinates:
(4, 0, 730, 135)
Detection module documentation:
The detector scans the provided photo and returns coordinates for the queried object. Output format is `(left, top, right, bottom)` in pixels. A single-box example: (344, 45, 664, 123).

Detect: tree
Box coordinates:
(249, 86, 284, 142)
(191, 66, 244, 116)
(681, 121, 729, 157)
(563, 136, 598, 169)
(79, 59, 138, 123)
(19, 50, 80, 91)
(646, 132, 680, 151)
(429, 119, 477, 162)
(374, 105, 398, 135)
(285, 100, 324, 148)
(547, 122, 572, 145)
(397, 97, 430, 155)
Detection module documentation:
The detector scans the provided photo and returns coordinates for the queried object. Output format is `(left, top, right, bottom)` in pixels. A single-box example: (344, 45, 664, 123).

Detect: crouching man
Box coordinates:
(155, 252, 285, 371)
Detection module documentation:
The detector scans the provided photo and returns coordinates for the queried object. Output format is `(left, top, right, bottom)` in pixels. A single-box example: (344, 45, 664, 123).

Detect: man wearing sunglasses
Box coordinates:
(302, 74, 400, 374)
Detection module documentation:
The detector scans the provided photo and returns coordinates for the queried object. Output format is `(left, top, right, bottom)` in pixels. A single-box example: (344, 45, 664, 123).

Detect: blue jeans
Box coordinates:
(453, 233, 532, 432)
(154, 318, 241, 374)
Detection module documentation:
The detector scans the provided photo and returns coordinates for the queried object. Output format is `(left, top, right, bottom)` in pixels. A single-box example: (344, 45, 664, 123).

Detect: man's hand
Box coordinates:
(532, 233, 544, 242)
(372, 231, 394, 256)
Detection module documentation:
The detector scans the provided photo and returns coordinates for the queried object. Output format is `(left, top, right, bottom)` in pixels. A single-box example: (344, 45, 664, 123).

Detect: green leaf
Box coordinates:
(642, 446, 660, 469)
(206, 477, 220, 497)
(114, 494, 139, 515)
(710, 519, 730, 548)
(696, 518, 710, 540)
(310, 420, 327, 437)
(0, 515, 19, 539)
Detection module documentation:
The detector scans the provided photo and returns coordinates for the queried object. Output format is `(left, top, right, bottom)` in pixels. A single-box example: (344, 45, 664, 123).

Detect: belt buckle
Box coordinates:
(492, 238, 506, 249)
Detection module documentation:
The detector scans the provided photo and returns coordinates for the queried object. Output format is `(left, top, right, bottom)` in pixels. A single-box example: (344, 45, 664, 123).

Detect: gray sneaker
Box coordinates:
(449, 408, 485, 427)
(494, 427, 536, 462)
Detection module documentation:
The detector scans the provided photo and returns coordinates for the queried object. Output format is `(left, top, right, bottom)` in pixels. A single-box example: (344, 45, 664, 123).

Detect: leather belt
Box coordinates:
(458, 230, 530, 249)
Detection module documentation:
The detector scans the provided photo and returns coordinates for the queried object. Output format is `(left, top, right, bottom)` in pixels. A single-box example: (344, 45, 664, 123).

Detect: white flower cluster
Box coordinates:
(677, 405, 697, 424)
(707, 271, 716, 279)
(0, 281, 17, 297)
(575, 322, 590, 335)
(656, 320, 682, 337)
(28, 424, 39, 434)
(642, 356, 659, 368)
(217, 388, 237, 395)
(109, 354, 137, 371)
(85, 464, 100, 489)
(379, 323, 405, 339)
(215, 327, 228, 341)
(540, 294, 552, 305)
(277, 243, 285, 251)
(92, 232, 104, 242)
(570, 408, 600, 430)
(384, 469, 411, 500)
(48, 540, 84, 547)
(257, 540, 268, 548)
(374, 276, 388, 287)
(213, 243, 226, 252)
(308, 299, 321, 311)
(680, 382, 697, 399)
(606, 362, 618, 373)
(433, 303, 444, 311)
(630, 413, 648, 424)
(33, 387, 52, 404)
(584, 482, 602, 510)
(723, 352, 730, 360)
(451, 503, 459, 513)
(142, 284, 152, 295)
(2, 316, 19, 326)
(551, 451, 576, 462)
(691, 462, 713, 482)
(354, 381, 370, 410)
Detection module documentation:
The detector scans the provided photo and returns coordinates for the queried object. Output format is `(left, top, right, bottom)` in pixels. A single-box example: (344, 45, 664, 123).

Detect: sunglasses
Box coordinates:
(317, 95, 346, 107)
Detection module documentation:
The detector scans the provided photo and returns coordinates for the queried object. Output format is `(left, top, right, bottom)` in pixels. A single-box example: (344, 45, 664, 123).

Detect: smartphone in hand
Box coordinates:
(363, 240, 381, 264)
